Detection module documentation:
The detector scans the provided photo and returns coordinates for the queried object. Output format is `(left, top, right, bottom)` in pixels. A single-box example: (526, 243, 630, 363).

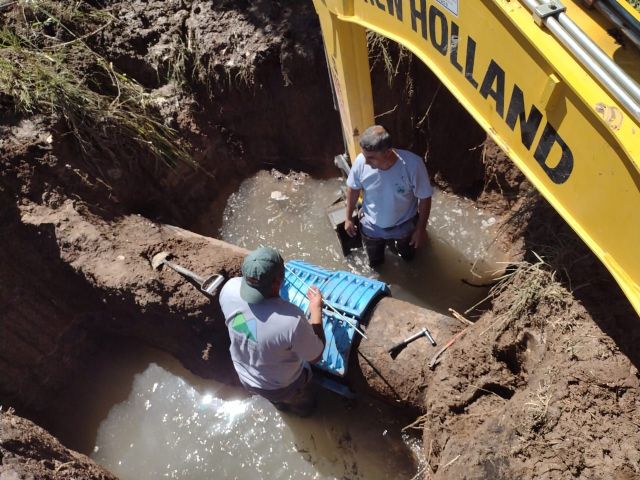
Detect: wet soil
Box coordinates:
(1, 1, 639, 479)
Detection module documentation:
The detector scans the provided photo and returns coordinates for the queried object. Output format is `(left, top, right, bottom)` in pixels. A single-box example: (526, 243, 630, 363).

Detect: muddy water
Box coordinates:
(44, 339, 422, 479)
(217, 170, 506, 314)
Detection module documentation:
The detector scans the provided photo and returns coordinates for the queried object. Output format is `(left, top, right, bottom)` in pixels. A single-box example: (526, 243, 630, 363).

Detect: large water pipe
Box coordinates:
(13, 200, 462, 412)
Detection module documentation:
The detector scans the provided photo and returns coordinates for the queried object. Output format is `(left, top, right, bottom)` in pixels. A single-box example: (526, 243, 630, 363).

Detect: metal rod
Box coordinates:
(284, 265, 369, 340)
(423, 327, 437, 346)
(556, 8, 640, 104)
(387, 326, 436, 358)
(400, 328, 429, 345)
(164, 260, 205, 285)
(522, 0, 640, 121)
(546, 16, 640, 119)
(600, 0, 640, 36)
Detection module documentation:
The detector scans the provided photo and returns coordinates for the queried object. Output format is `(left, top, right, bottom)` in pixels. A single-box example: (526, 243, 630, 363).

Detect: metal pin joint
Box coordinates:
(533, 0, 567, 27)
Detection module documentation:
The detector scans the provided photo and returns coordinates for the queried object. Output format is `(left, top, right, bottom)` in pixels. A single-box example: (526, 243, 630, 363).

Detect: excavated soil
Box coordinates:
(1, 1, 639, 479)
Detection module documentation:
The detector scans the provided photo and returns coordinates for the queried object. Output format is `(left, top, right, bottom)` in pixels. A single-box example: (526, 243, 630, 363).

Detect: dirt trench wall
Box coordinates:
(414, 263, 640, 479)
(89, 0, 345, 231)
(0, 410, 117, 480)
(0, 201, 97, 412)
(0, 0, 345, 413)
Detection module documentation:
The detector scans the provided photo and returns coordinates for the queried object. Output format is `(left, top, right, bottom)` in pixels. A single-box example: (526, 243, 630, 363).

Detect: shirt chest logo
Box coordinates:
(395, 175, 410, 194)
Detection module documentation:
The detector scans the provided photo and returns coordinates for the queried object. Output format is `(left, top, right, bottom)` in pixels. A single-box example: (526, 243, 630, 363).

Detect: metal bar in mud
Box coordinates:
(284, 265, 369, 340)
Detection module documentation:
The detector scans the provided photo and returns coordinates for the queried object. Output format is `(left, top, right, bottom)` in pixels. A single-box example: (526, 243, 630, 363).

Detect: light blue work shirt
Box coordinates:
(347, 149, 433, 239)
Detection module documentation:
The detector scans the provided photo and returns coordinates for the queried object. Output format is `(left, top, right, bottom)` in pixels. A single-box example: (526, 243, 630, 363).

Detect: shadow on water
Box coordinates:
(38, 336, 165, 454)
(373, 235, 495, 314)
(42, 336, 422, 480)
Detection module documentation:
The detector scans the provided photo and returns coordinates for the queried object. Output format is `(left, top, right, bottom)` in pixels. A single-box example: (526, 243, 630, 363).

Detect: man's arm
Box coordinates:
(307, 286, 326, 364)
(344, 187, 361, 238)
(409, 196, 432, 248)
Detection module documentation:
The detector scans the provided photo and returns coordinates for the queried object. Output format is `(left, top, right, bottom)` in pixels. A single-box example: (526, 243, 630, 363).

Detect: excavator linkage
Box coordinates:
(314, 0, 640, 316)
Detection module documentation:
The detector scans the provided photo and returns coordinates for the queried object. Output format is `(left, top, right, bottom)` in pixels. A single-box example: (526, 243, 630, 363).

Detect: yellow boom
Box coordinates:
(314, 0, 640, 316)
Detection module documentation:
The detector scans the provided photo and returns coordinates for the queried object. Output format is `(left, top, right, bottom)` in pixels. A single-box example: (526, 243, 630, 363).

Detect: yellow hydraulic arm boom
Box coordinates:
(314, 0, 640, 316)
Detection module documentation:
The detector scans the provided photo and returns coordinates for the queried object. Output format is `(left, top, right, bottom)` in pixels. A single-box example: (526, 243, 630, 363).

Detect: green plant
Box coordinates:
(160, 31, 256, 95)
(366, 30, 409, 88)
(0, 1, 190, 169)
(476, 253, 571, 333)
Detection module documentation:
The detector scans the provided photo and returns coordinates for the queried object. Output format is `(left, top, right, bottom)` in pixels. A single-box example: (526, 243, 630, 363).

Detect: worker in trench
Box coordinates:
(219, 247, 326, 417)
(344, 125, 433, 267)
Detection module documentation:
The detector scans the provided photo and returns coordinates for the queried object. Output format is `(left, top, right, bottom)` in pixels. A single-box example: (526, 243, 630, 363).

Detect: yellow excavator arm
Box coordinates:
(314, 0, 640, 316)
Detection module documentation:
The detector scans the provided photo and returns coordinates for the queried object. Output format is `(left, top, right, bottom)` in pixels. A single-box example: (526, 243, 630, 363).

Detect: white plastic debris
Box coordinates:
(270, 191, 289, 201)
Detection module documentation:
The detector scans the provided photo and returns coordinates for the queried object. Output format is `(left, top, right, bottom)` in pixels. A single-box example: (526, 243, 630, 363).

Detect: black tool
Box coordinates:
(388, 327, 437, 359)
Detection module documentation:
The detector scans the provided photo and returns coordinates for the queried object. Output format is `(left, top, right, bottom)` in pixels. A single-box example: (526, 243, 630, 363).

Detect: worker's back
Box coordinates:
(219, 277, 322, 390)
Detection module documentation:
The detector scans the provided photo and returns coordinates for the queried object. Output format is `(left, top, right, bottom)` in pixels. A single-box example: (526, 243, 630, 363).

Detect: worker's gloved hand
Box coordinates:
(306, 286, 323, 317)
(344, 218, 358, 237)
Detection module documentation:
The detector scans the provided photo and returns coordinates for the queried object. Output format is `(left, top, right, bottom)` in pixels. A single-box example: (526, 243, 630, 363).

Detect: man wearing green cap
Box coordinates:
(219, 246, 325, 416)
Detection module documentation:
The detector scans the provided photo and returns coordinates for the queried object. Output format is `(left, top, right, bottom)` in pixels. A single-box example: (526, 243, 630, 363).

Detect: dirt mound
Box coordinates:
(420, 253, 640, 478)
(1, 409, 117, 480)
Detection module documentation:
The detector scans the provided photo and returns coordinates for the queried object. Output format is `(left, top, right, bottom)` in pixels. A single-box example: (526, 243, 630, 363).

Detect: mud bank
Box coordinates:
(1, 0, 345, 415)
(1, 197, 244, 409)
(0, 410, 117, 480)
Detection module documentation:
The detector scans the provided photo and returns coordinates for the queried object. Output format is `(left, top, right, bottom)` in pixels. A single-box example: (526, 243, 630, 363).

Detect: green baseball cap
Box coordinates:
(240, 247, 284, 303)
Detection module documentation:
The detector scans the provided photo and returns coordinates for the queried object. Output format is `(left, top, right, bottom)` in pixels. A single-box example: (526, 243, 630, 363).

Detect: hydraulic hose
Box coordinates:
(323, 43, 351, 159)
(556, 9, 640, 104)
(593, 0, 640, 51)
(600, 0, 640, 37)
(521, 0, 640, 121)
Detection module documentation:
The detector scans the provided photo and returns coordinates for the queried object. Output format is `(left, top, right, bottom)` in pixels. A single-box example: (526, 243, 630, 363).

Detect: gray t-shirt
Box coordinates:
(219, 277, 324, 390)
(347, 149, 433, 239)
